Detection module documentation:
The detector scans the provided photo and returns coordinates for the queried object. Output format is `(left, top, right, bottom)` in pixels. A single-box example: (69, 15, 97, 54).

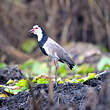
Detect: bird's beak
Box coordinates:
(28, 28, 37, 38)
(28, 29, 34, 33)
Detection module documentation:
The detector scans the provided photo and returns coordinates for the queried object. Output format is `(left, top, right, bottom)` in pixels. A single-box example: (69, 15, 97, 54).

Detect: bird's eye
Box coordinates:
(35, 27, 38, 29)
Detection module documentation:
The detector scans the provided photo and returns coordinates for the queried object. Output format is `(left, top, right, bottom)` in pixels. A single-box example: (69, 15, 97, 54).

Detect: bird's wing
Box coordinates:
(43, 37, 75, 69)
(44, 38, 74, 62)
(56, 47, 75, 69)
(42, 37, 62, 59)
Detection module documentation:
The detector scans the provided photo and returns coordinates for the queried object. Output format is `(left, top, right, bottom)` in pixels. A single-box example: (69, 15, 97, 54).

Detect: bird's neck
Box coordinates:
(38, 29, 48, 47)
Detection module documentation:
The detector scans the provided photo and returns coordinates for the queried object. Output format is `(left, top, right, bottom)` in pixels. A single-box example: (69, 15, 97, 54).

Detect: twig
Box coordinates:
(95, 71, 110, 78)
(48, 58, 54, 105)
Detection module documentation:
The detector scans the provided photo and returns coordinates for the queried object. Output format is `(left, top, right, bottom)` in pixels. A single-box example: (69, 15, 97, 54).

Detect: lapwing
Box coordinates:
(28, 25, 75, 83)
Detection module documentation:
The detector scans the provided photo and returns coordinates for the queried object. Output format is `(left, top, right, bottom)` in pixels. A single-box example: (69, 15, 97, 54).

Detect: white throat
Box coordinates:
(34, 28, 43, 41)
(37, 32, 43, 41)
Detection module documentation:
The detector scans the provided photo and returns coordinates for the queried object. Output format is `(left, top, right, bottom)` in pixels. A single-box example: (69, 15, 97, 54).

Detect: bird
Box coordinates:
(28, 25, 75, 83)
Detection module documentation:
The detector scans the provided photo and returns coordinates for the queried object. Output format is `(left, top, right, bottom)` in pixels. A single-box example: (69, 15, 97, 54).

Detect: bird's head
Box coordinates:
(29, 25, 42, 36)
(28, 25, 45, 41)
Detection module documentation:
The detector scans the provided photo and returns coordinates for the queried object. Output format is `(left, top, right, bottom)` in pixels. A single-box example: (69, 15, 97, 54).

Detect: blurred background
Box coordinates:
(0, 0, 110, 65)
(0, 1, 110, 108)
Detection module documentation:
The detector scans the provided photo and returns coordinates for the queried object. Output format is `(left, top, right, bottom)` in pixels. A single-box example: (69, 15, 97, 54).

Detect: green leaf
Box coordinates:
(21, 39, 37, 53)
(20, 59, 70, 77)
(0, 93, 8, 97)
(99, 45, 108, 53)
(20, 59, 34, 70)
(16, 79, 28, 88)
(20, 59, 49, 76)
(4, 86, 28, 95)
(58, 62, 67, 77)
(102, 64, 110, 70)
(72, 65, 79, 73)
(7, 79, 15, 84)
(32, 62, 49, 75)
(58, 80, 64, 84)
(71, 80, 78, 83)
(65, 78, 70, 82)
(76, 78, 85, 83)
(74, 74, 82, 79)
(4, 79, 29, 95)
(0, 63, 7, 69)
(77, 64, 94, 74)
(80, 73, 96, 82)
(36, 78, 49, 84)
(97, 56, 110, 71)
(87, 73, 96, 80)
(0, 85, 5, 87)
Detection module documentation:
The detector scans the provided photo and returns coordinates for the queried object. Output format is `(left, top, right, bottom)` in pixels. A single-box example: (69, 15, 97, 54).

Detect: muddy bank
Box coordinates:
(0, 66, 109, 110)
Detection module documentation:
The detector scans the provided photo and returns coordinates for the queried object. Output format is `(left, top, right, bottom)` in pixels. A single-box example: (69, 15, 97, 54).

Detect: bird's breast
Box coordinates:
(42, 43, 52, 56)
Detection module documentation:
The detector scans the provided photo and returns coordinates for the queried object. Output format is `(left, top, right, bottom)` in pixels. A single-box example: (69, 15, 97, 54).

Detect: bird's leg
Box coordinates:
(54, 60, 59, 84)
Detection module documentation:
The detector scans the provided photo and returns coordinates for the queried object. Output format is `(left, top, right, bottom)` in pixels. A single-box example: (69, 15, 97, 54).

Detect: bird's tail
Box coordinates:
(59, 51, 75, 70)
(63, 54, 75, 70)
(67, 62, 75, 70)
